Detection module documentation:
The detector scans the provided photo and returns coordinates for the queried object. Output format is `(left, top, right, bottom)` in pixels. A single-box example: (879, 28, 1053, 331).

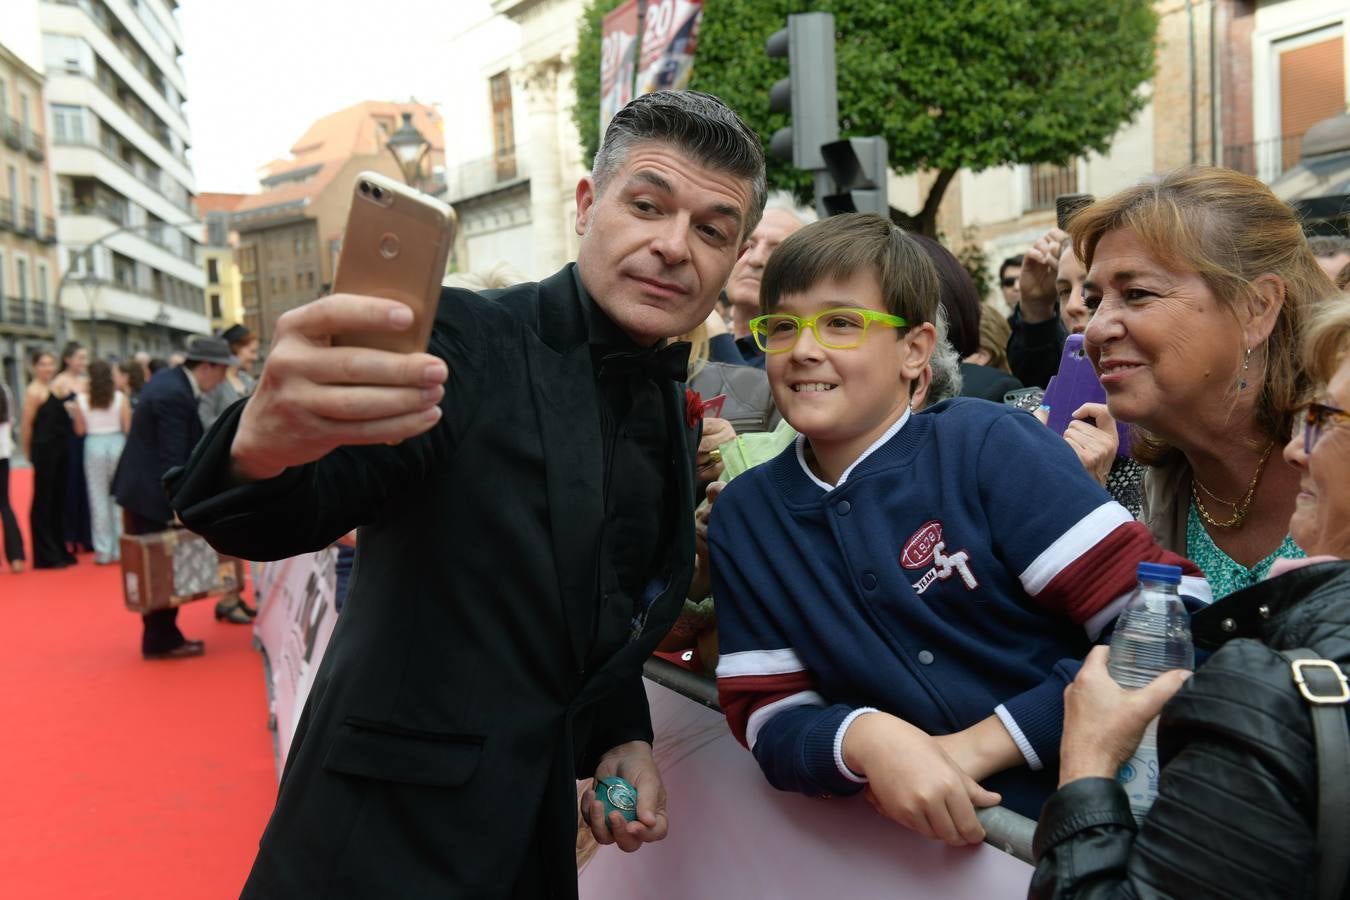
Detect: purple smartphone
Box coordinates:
(1042, 334, 1130, 457)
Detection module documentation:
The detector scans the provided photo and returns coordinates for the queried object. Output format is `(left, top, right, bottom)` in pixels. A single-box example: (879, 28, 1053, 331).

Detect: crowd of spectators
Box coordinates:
(3, 86, 1347, 897)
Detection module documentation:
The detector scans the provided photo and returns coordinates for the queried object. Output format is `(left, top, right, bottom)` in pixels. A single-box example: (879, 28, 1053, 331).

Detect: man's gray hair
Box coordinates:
(592, 91, 767, 238)
(926, 305, 964, 406)
(1308, 235, 1350, 258)
(763, 190, 817, 227)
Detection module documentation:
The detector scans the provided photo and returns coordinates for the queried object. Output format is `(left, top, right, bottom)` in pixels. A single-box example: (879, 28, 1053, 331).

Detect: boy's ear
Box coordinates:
(898, 323, 938, 384)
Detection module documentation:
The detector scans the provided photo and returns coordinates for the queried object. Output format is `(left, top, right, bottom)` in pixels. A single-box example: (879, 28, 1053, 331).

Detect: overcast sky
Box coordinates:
(179, 0, 488, 193)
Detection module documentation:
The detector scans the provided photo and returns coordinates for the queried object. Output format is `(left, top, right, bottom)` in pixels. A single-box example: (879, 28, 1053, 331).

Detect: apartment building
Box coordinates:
(40, 0, 207, 357)
(949, 0, 1349, 305)
(441, 0, 586, 281)
(0, 36, 61, 421)
(230, 101, 445, 350)
(195, 191, 246, 336)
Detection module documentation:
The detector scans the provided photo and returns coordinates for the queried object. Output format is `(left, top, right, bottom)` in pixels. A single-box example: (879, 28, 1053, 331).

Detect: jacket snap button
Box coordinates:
(1219, 618, 1236, 633)
(1257, 604, 1270, 619)
(861, 573, 877, 590)
(918, 650, 934, 665)
(837, 500, 851, 515)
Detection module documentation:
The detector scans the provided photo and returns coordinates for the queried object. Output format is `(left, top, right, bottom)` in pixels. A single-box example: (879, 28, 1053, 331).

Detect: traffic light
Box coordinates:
(765, 12, 838, 173)
(821, 136, 889, 217)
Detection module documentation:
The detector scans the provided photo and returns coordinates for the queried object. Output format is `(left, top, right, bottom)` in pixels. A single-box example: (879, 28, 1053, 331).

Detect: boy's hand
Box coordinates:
(581, 741, 669, 852)
(696, 417, 735, 479)
(844, 713, 1001, 846)
(931, 714, 1026, 784)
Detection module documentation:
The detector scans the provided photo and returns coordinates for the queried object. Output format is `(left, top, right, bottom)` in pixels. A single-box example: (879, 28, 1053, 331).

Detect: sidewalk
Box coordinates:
(0, 466, 277, 899)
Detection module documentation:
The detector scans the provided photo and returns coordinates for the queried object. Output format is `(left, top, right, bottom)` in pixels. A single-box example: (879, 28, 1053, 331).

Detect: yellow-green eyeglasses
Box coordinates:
(748, 308, 909, 354)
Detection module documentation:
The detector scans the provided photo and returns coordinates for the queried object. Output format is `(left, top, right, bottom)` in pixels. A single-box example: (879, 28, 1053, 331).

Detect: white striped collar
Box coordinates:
(794, 407, 912, 492)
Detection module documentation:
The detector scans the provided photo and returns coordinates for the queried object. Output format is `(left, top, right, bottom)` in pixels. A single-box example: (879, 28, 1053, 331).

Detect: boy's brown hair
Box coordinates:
(760, 213, 939, 329)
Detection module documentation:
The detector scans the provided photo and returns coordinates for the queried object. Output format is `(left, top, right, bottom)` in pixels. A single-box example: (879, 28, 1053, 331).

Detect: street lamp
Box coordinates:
(386, 111, 430, 188)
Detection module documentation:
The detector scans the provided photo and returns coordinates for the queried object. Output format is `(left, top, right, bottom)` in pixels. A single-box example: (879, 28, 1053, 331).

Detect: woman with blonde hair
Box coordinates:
(1031, 297, 1350, 900)
(1070, 166, 1333, 598)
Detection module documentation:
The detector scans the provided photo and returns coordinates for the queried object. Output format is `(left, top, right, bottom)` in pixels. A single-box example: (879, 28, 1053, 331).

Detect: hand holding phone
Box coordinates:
(229, 295, 448, 482)
(330, 172, 456, 354)
(1042, 334, 1130, 457)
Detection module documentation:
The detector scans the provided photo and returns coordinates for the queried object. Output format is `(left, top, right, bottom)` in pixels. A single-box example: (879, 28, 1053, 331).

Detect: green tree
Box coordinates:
(573, 0, 1157, 236)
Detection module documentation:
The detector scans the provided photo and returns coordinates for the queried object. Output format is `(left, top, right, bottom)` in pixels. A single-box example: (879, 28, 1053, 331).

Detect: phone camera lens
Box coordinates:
(359, 182, 370, 194)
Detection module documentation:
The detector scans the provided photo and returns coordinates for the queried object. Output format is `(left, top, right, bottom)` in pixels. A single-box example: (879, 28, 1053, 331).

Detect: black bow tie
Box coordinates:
(597, 341, 691, 382)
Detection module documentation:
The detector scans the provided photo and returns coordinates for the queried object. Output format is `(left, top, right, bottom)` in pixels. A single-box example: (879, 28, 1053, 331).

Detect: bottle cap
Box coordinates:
(1137, 562, 1182, 585)
(597, 776, 639, 824)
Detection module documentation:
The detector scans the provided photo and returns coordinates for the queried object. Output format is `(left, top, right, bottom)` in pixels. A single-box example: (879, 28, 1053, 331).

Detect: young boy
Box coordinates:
(707, 214, 1206, 844)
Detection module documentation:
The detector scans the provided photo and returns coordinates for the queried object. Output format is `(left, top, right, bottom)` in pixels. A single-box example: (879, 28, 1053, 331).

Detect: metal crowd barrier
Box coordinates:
(642, 657, 1038, 865)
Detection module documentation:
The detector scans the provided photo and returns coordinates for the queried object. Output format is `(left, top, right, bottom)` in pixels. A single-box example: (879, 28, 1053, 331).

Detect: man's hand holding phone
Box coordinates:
(229, 294, 446, 483)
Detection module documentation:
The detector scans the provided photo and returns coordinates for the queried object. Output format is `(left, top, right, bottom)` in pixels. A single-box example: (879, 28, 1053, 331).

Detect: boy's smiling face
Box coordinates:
(767, 269, 935, 472)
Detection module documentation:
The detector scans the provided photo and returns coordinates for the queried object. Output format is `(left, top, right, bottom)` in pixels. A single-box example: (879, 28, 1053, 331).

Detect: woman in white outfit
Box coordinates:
(71, 359, 130, 564)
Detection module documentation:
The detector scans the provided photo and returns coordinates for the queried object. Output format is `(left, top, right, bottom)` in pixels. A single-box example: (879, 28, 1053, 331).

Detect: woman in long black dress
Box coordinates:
(55, 342, 92, 555)
(20, 350, 76, 568)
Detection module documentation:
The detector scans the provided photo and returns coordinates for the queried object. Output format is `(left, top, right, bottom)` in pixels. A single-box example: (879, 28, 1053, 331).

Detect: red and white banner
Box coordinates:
(600, 0, 641, 134)
(579, 681, 1034, 897)
(635, 0, 703, 96)
(253, 550, 338, 771)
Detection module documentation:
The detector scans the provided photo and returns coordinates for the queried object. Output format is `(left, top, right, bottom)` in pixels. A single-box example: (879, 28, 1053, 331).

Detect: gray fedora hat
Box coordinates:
(183, 335, 239, 367)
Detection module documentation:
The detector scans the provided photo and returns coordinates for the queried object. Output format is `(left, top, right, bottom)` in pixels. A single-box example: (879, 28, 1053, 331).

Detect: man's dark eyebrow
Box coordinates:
(627, 169, 742, 232)
(627, 170, 674, 194)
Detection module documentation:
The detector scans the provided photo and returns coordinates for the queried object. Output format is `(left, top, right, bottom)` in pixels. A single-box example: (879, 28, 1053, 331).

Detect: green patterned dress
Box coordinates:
(1185, 501, 1305, 600)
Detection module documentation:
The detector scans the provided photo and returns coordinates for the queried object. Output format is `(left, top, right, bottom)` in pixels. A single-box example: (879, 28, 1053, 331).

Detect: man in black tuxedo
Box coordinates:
(166, 91, 766, 897)
(113, 336, 233, 659)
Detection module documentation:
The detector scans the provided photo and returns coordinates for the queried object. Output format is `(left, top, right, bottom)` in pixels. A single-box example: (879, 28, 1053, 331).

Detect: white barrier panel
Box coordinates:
(253, 549, 338, 771)
(579, 680, 1034, 898)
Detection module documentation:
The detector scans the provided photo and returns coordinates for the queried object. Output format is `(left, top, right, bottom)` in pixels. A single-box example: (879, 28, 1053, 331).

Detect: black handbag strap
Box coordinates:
(1280, 648, 1350, 900)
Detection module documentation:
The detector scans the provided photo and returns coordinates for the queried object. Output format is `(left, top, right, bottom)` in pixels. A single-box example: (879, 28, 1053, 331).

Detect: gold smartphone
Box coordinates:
(330, 171, 456, 354)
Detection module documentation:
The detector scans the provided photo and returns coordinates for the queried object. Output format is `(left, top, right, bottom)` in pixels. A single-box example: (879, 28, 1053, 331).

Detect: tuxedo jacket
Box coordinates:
(167, 265, 697, 899)
(113, 366, 203, 525)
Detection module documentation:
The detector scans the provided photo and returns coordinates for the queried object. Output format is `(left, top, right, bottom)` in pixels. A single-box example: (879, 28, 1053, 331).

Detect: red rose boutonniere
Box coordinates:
(685, 388, 704, 429)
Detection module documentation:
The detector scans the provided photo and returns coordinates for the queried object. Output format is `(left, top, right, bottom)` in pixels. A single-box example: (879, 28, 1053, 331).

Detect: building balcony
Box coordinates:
(59, 276, 209, 333)
(17, 207, 38, 238)
(51, 134, 194, 218)
(26, 126, 46, 161)
(444, 150, 530, 204)
(0, 202, 57, 243)
(0, 296, 54, 331)
(2, 117, 22, 150)
(46, 77, 193, 191)
(1222, 133, 1304, 184)
(60, 211, 202, 283)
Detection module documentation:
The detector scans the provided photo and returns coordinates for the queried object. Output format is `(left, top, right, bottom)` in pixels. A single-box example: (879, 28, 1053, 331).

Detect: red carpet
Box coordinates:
(0, 466, 278, 899)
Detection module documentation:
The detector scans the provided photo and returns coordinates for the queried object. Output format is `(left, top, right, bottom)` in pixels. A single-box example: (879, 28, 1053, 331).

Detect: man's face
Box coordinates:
(1001, 265, 1022, 305)
(195, 362, 228, 393)
(724, 209, 803, 311)
(574, 142, 755, 346)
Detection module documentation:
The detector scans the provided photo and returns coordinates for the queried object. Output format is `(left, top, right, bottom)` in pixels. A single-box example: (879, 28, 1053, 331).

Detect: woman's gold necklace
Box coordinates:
(1191, 440, 1275, 529)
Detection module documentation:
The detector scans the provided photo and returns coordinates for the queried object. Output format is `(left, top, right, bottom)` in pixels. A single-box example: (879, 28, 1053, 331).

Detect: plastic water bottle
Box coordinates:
(1107, 562, 1194, 822)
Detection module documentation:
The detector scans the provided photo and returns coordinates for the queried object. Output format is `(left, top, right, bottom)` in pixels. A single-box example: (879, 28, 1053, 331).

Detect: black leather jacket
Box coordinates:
(1030, 561, 1350, 900)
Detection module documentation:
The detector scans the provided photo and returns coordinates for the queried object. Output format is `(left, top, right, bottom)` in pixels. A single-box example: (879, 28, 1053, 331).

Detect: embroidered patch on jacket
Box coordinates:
(900, 520, 979, 595)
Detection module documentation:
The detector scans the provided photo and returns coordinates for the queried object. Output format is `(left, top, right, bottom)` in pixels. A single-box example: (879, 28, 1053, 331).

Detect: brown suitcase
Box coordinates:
(119, 529, 245, 614)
